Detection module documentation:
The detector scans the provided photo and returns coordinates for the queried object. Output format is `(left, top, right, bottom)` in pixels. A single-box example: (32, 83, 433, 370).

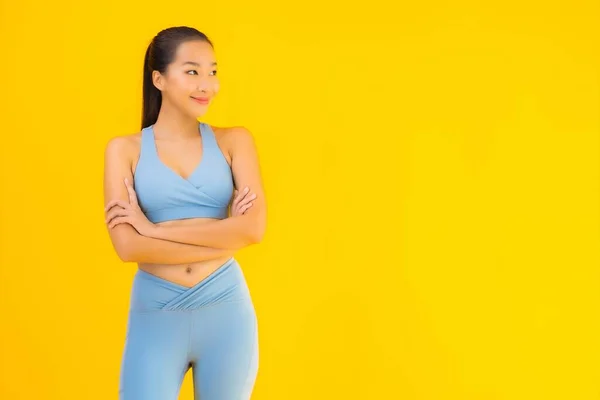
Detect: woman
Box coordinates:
(103, 26, 266, 400)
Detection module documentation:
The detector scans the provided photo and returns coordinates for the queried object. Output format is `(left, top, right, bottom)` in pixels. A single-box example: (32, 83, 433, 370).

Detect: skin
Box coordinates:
(103, 39, 267, 287)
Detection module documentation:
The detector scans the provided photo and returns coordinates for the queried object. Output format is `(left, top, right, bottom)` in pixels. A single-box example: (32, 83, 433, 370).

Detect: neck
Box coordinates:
(153, 101, 202, 140)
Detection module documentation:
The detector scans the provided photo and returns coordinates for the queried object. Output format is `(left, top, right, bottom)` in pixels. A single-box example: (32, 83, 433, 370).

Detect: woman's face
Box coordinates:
(154, 39, 219, 118)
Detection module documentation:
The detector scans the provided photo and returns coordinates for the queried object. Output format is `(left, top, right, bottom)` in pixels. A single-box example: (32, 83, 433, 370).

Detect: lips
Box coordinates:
(191, 96, 210, 104)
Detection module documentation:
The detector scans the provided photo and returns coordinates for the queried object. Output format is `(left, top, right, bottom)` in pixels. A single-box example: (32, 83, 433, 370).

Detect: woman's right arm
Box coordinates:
(103, 136, 236, 265)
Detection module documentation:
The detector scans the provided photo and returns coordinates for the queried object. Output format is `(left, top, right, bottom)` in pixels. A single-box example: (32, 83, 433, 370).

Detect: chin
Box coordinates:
(190, 107, 209, 119)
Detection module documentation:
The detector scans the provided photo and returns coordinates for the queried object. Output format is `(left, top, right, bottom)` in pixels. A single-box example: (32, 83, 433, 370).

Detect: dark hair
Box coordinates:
(142, 26, 213, 129)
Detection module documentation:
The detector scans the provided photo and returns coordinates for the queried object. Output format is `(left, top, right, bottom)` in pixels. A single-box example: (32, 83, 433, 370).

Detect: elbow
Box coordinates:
(248, 220, 266, 245)
(118, 253, 131, 263)
(255, 225, 266, 244)
(118, 248, 135, 263)
(234, 212, 266, 247)
(115, 240, 135, 262)
(110, 230, 138, 262)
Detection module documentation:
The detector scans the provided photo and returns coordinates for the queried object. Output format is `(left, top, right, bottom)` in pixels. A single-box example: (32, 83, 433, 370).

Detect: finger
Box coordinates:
(105, 204, 128, 220)
(238, 201, 253, 214)
(244, 192, 257, 203)
(105, 199, 120, 211)
(105, 200, 130, 212)
(108, 216, 120, 229)
(106, 207, 129, 224)
(108, 216, 129, 229)
(236, 191, 255, 207)
(232, 188, 247, 208)
(237, 192, 256, 210)
(124, 178, 139, 207)
(235, 187, 253, 205)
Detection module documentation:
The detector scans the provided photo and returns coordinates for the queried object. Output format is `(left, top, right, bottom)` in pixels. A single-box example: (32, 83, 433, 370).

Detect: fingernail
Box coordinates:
(244, 187, 249, 192)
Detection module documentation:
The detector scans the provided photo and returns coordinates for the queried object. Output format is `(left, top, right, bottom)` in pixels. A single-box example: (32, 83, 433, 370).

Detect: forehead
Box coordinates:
(173, 40, 216, 65)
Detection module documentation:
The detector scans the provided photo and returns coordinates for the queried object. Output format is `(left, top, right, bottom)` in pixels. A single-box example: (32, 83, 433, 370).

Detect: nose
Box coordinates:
(196, 76, 211, 92)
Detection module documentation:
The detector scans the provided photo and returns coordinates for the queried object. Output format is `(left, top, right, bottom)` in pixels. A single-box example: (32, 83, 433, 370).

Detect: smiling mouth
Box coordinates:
(191, 96, 210, 104)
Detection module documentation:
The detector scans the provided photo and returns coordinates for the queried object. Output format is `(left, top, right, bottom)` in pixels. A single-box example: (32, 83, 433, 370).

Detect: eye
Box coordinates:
(210, 70, 218, 76)
(186, 70, 198, 75)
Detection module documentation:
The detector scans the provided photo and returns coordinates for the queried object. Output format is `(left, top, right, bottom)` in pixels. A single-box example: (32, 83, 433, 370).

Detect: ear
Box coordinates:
(152, 70, 165, 91)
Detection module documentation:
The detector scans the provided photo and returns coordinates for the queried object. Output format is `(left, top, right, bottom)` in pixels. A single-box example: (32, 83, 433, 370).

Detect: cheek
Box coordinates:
(166, 77, 192, 99)
(166, 78, 188, 95)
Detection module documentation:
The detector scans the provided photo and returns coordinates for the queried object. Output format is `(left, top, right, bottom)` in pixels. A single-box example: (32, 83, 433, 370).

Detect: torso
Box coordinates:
(137, 218, 232, 288)
(126, 124, 236, 288)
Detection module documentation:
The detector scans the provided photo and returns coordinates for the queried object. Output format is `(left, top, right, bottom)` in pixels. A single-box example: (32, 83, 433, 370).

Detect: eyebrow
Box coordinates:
(182, 61, 217, 67)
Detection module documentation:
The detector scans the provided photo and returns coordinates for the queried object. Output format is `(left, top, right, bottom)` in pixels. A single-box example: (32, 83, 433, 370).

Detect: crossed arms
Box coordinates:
(103, 126, 266, 264)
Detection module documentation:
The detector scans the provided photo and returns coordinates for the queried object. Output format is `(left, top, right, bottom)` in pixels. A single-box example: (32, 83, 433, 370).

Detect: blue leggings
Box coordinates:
(119, 257, 259, 400)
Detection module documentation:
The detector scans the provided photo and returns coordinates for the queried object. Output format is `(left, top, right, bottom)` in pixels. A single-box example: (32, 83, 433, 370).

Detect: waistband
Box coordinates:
(129, 257, 251, 312)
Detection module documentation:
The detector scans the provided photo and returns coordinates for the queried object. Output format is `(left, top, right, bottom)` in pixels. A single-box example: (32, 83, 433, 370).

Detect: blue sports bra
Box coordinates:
(133, 122, 234, 223)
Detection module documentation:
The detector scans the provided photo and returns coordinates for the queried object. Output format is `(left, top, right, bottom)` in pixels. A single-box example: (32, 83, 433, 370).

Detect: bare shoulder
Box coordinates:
(210, 125, 255, 155)
(211, 124, 253, 139)
(104, 131, 143, 170)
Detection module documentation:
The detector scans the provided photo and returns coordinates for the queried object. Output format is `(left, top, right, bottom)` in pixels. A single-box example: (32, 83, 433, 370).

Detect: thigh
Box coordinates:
(119, 311, 191, 400)
(191, 302, 259, 400)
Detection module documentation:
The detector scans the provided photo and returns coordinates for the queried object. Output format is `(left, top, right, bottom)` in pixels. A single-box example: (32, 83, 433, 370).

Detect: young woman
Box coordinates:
(103, 26, 266, 400)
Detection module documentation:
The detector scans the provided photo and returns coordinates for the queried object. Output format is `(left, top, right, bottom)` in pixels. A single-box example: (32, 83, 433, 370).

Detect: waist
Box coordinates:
(129, 257, 251, 312)
(138, 254, 233, 285)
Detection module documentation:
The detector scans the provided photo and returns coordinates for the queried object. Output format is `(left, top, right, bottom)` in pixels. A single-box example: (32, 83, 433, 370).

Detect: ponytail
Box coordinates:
(141, 42, 161, 129)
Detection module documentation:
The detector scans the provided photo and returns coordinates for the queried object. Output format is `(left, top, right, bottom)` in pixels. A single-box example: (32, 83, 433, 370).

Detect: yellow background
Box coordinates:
(1, 0, 599, 399)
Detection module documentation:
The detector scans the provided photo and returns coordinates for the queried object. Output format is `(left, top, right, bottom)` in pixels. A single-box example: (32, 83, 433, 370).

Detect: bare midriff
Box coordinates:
(137, 217, 232, 288)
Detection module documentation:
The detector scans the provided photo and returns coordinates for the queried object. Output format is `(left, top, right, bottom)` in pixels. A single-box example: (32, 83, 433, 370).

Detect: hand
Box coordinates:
(231, 186, 256, 217)
(105, 178, 156, 236)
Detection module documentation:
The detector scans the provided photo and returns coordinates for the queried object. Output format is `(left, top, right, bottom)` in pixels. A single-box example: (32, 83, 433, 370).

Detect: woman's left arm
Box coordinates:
(149, 126, 267, 249)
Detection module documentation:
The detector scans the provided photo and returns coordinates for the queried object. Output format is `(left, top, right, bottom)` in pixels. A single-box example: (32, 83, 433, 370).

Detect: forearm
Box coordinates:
(123, 232, 235, 264)
(149, 214, 258, 249)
